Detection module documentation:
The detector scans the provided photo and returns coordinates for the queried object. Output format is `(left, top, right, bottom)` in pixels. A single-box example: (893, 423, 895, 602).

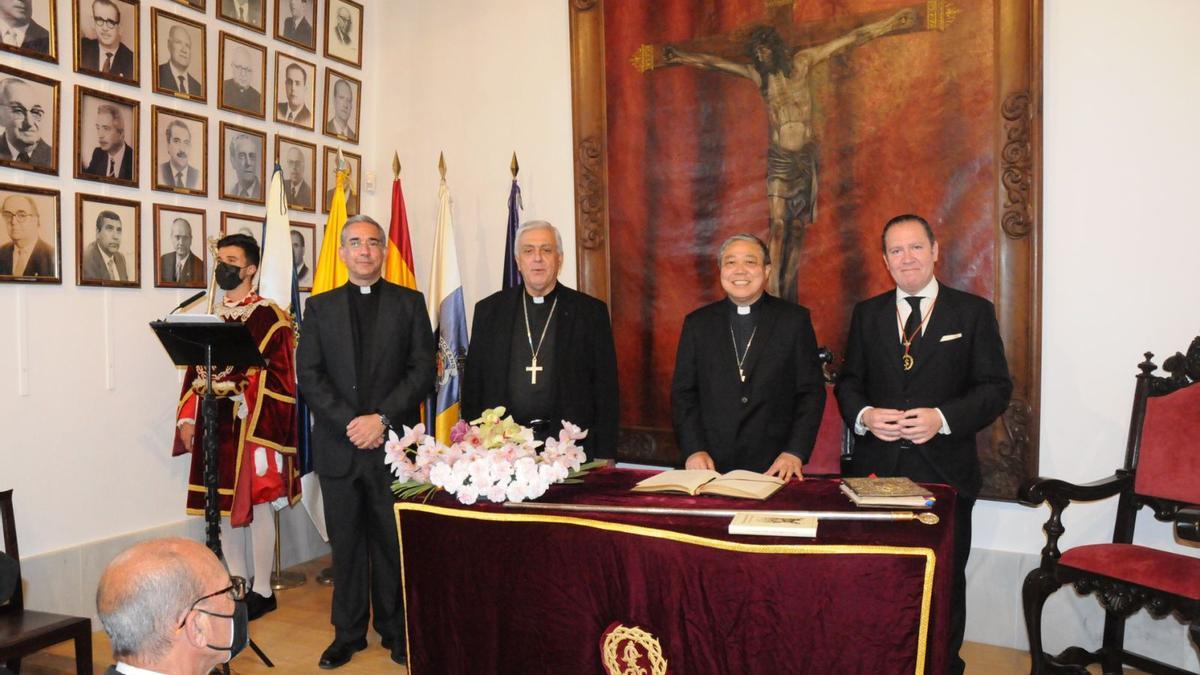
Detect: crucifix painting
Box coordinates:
(572, 0, 1043, 499)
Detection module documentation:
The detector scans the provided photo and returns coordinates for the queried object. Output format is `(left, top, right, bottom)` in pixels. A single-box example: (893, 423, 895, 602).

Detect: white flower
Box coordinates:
(457, 483, 480, 505)
(428, 463, 453, 489)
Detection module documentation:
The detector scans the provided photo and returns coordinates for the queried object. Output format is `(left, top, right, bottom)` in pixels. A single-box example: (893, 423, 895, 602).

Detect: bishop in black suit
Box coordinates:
(296, 215, 433, 669)
(835, 214, 1011, 675)
(671, 233, 825, 479)
(463, 221, 619, 459)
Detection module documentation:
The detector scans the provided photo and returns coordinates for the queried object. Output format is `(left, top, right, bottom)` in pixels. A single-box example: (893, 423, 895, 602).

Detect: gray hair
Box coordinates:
(96, 539, 208, 662)
(513, 220, 563, 257)
(96, 103, 124, 133)
(340, 214, 385, 245)
(717, 233, 770, 265)
(0, 78, 29, 106)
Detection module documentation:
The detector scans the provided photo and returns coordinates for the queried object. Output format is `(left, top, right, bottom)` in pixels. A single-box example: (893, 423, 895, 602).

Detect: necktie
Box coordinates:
(108, 158, 116, 177)
(2, 30, 17, 46)
(903, 296, 924, 350)
(176, 171, 184, 187)
(287, 111, 295, 122)
(178, 75, 186, 92)
(102, 52, 113, 72)
(16, 151, 28, 162)
(177, 258, 185, 280)
(12, 247, 26, 276)
(107, 258, 118, 280)
(239, 5, 247, 21)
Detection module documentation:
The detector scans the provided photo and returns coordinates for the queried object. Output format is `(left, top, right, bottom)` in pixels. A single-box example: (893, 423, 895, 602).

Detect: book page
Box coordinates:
(631, 469, 722, 495)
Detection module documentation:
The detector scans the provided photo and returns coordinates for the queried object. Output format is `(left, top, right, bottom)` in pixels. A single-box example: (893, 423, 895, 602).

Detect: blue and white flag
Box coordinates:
(425, 178, 469, 444)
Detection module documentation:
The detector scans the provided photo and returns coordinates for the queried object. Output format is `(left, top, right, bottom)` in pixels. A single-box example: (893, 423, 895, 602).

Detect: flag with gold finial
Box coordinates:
(311, 164, 351, 296)
(425, 161, 468, 445)
(385, 152, 417, 289)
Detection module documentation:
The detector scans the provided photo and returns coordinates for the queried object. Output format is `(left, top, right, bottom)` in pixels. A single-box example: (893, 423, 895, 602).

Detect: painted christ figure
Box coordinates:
(661, 7, 917, 301)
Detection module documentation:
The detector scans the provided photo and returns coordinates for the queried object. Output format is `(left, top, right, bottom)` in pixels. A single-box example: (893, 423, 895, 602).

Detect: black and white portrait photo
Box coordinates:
(0, 66, 58, 176)
(219, 0, 264, 33)
(152, 8, 206, 101)
(169, 0, 205, 11)
(276, 135, 315, 212)
(75, 86, 138, 187)
(76, 192, 139, 287)
(218, 32, 266, 118)
(221, 212, 263, 248)
(73, 0, 138, 84)
(289, 221, 314, 291)
(275, 0, 313, 52)
(324, 0, 362, 68)
(323, 69, 360, 143)
(154, 204, 207, 288)
(220, 122, 266, 205)
(0, 183, 60, 283)
(0, 0, 57, 63)
(274, 52, 316, 131)
(152, 106, 206, 195)
(322, 146, 359, 216)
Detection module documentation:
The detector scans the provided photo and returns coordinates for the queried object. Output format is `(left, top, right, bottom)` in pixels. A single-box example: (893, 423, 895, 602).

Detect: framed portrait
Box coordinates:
(72, 0, 139, 86)
(76, 192, 139, 287)
(74, 85, 138, 187)
(0, 183, 61, 284)
(321, 146, 359, 216)
(151, 105, 207, 195)
(0, 0, 57, 63)
(322, 68, 360, 144)
(568, 0, 1043, 499)
(169, 0, 206, 11)
(289, 221, 315, 291)
(276, 135, 316, 212)
(324, 0, 362, 68)
(218, 0, 265, 34)
(219, 122, 266, 205)
(151, 8, 206, 102)
(0, 65, 59, 176)
(274, 0, 315, 52)
(218, 33, 267, 118)
(220, 212, 264, 249)
(153, 204, 207, 288)
(273, 52, 316, 131)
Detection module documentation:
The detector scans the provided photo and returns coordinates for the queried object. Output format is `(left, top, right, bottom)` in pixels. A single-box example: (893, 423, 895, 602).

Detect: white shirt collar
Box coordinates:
(2, 131, 30, 159)
(107, 143, 126, 167)
(97, 242, 115, 265)
(896, 277, 939, 304)
(114, 662, 167, 675)
(168, 62, 190, 82)
(0, 16, 29, 43)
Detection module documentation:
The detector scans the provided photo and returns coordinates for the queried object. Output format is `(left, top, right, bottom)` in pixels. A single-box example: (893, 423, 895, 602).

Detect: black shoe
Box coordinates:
(318, 638, 368, 670)
(390, 645, 407, 666)
(244, 590, 277, 621)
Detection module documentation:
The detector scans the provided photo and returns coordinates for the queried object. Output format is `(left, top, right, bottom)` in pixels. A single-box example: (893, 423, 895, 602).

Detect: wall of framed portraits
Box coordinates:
(0, 0, 377, 621)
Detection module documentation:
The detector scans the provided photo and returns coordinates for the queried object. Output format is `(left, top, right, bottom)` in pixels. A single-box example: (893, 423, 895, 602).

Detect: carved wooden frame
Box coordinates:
(568, 0, 1043, 500)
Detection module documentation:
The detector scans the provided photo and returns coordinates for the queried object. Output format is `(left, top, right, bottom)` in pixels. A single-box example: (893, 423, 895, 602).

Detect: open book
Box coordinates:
(728, 512, 818, 538)
(840, 476, 935, 509)
(632, 470, 785, 500)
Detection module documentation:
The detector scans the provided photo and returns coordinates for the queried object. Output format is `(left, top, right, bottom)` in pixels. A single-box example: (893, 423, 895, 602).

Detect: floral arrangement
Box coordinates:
(386, 407, 603, 505)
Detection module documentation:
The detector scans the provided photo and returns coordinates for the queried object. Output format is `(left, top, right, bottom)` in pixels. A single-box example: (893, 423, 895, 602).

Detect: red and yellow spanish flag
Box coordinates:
(384, 174, 417, 290)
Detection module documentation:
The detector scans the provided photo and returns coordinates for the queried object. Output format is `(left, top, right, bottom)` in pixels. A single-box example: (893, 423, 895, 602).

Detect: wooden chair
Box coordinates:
(1019, 340, 1200, 674)
(0, 490, 93, 674)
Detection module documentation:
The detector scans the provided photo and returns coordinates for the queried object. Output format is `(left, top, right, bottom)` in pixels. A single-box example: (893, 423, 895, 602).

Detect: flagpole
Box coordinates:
(269, 510, 307, 589)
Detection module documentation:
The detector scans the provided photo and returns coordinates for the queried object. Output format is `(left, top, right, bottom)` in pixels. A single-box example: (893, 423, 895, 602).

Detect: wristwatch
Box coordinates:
(378, 413, 391, 430)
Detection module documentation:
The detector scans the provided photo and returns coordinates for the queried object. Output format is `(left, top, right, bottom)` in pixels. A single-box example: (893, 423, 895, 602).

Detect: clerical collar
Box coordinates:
(525, 283, 559, 305)
(726, 293, 767, 316)
(353, 278, 382, 294)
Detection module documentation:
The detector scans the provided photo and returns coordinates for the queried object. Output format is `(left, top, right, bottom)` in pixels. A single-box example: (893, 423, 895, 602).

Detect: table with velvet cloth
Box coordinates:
(394, 467, 955, 674)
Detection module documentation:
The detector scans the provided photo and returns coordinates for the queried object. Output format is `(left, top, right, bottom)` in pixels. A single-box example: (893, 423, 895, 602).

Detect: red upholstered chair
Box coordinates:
(1020, 341, 1200, 674)
(805, 347, 848, 476)
(0, 490, 93, 674)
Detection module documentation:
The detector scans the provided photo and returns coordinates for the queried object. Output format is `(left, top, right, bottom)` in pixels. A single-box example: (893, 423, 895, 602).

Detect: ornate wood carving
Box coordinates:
(1001, 91, 1034, 240)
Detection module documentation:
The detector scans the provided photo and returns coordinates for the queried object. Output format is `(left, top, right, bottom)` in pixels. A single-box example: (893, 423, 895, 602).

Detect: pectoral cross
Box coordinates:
(525, 356, 543, 384)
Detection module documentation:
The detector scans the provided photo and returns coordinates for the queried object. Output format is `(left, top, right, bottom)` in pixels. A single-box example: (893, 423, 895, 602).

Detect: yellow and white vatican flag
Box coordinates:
(257, 164, 293, 310)
(425, 177, 469, 445)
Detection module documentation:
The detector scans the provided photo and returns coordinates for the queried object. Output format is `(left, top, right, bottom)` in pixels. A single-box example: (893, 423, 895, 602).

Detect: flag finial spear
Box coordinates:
(392, 152, 401, 178)
(336, 146, 347, 172)
(438, 151, 447, 179)
(510, 152, 519, 178)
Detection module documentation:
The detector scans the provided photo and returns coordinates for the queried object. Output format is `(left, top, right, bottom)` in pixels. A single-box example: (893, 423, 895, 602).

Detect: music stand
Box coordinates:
(150, 320, 275, 669)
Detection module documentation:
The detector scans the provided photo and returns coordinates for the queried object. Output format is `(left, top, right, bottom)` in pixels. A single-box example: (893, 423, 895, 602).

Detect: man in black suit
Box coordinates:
(276, 63, 311, 125)
(463, 220, 619, 459)
(158, 25, 201, 96)
(0, 0, 51, 53)
(281, 0, 312, 45)
(297, 215, 434, 669)
(82, 103, 133, 179)
(79, 0, 135, 79)
(671, 233, 825, 478)
(835, 214, 1011, 675)
(0, 78, 52, 167)
(0, 193, 55, 277)
(221, 45, 261, 112)
(97, 538, 248, 675)
(158, 119, 199, 189)
(159, 217, 204, 283)
(283, 146, 312, 209)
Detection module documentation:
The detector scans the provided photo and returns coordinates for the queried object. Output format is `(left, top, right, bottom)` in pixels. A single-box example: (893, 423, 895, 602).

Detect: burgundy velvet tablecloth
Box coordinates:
(395, 468, 955, 674)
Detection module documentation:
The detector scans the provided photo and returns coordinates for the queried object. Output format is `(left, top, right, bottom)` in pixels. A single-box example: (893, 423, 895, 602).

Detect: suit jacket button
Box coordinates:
(740, 396, 748, 404)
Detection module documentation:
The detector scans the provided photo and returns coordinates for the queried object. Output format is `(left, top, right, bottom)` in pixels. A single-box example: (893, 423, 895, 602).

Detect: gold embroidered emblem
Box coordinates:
(601, 624, 667, 675)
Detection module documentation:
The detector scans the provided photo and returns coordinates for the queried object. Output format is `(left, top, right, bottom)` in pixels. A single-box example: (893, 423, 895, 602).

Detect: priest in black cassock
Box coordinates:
(463, 220, 619, 460)
(671, 233, 825, 480)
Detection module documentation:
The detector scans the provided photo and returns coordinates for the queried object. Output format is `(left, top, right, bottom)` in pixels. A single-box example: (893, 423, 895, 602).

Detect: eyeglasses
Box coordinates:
(178, 576, 246, 628)
(6, 105, 44, 122)
(345, 239, 383, 250)
(1, 211, 35, 224)
(94, 17, 120, 28)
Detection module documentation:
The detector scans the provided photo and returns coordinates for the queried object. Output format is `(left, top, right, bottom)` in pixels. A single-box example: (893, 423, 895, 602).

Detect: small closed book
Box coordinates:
(632, 469, 785, 500)
(840, 476, 935, 509)
(728, 512, 818, 538)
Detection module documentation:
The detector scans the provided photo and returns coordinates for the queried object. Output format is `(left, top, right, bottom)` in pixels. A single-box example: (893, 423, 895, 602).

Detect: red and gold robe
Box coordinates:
(172, 293, 300, 526)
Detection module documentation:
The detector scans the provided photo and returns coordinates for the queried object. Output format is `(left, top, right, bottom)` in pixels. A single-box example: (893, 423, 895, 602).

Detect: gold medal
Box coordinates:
(902, 354, 914, 371)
